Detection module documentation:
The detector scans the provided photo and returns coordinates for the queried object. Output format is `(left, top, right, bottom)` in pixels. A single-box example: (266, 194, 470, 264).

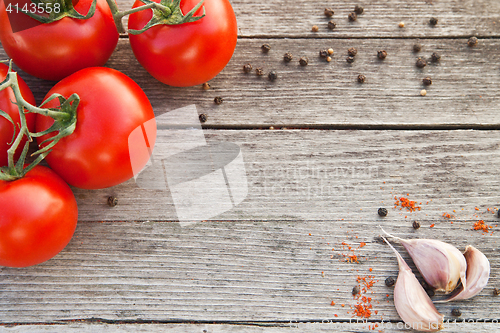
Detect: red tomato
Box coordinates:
(0, 0, 119, 81)
(0, 165, 78, 267)
(128, 0, 237, 87)
(36, 67, 156, 189)
(0, 63, 36, 166)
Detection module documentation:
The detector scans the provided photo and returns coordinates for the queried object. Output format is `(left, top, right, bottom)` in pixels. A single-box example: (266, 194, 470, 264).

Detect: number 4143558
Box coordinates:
(5, 2, 61, 14)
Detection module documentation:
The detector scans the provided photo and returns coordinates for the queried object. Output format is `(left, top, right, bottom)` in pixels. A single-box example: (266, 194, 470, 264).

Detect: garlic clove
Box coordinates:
(435, 245, 490, 302)
(381, 227, 466, 294)
(383, 237, 444, 332)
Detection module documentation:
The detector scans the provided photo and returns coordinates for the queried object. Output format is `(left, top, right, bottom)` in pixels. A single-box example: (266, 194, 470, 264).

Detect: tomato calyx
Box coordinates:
(15, 0, 97, 24)
(0, 61, 78, 181)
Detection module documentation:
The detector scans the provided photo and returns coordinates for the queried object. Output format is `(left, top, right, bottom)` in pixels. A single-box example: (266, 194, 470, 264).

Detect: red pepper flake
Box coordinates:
(334, 314, 338, 317)
(473, 220, 491, 233)
(331, 301, 335, 306)
(430, 223, 435, 228)
(475, 207, 480, 211)
(394, 196, 421, 212)
(369, 268, 373, 272)
(359, 242, 366, 248)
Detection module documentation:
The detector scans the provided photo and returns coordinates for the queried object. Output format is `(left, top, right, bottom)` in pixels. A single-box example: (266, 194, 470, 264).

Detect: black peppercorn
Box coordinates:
(468, 36, 478, 47)
(319, 49, 329, 58)
(451, 308, 461, 317)
(385, 276, 395, 287)
(202, 82, 210, 90)
(214, 96, 223, 105)
(346, 56, 355, 63)
(299, 57, 309, 66)
(416, 57, 427, 68)
(354, 5, 364, 15)
(413, 43, 422, 52)
(352, 285, 360, 296)
(429, 17, 438, 26)
(348, 12, 357, 21)
(243, 63, 252, 73)
(377, 50, 387, 59)
(255, 67, 264, 76)
(494, 288, 500, 296)
(261, 44, 271, 52)
(198, 113, 207, 123)
(328, 20, 336, 30)
(357, 74, 366, 83)
(348, 47, 357, 57)
(412, 221, 421, 229)
(378, 207, 388, 217)
(422, 77, 432, 86)
(268, 70, 278, 81)
(324, 8, 334, 17)
(284, 52, 293, 62)
(107, 196, 118, 207)
(431, 52, 441, 62)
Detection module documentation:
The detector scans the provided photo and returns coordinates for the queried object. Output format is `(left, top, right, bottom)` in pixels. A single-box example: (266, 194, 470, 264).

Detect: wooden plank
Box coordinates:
(2, 322, 500, 332)
(70, 129, 500, 222)
(115, 0, 500, 38)
(3, 38, 500, 126)
(0, 220, 498, 323)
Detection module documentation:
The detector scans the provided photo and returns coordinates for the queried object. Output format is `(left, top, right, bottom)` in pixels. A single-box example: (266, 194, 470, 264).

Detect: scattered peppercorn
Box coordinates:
(451, 308, 462, 317)
(378, 207, 388, 217)
(416, 57, 427, 68)
(268, 70, 278, 81)
(468, 36, 478, 47)
(202, 82, 210, 90)
(328, 48, 334, 55)
(328, 20, 336, 30)
(429, 17, 438, 26)
(357, 74, 366, 83)
(284, 52, 293, 62)
(354, 5, 364, 14)
(326, 56, 332, 62)
(255, 67, 264, 76)
(494, 288, 500, 296)
(319, 49, 329, 58)
(385, 276, 395, 287)
(420, 89, 427, 96)
(243, 63, 252, 73)
(261, 44, 271, 52)
(346, 56, 355, 63)
(107, 196, 118, 207)
(352, 285, 361, 296)
(299, 57, 309, 66)
(377, 50, 387, 59)
(214, 96, 223, 105)
(198, 113, 207, 123)
(324, 8, 334, 17)
(311, 25, 319, 32)
(413, 43, 422, 52)
(348, 12, 357, 21)
(348, 47, 357, 57)
(398, 22, 405, 28)
(431, 52, 441, 62)
(412, 221, 421, 229)
(423, 77, 432, 86)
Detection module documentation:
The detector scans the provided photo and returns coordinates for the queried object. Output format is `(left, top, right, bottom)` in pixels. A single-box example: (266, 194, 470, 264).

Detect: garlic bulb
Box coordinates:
(383, 237, 444, 332)
(436, 245, 490, 302)
(381, 228, 466, 293)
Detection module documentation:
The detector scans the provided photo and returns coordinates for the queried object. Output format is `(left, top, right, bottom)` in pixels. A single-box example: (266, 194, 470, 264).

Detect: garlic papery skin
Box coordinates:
(381, 228, 466, 294)
(435, 245, 490, 302)
(383, 237, 444, 332)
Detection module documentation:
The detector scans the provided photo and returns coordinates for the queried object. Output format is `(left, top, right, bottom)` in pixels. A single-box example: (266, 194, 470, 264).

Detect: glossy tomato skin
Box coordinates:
(128, 0, 237, 87)
(0, 0, 119, 81)
(0, 166, 78, 267)
(0, 63, 36, 166)
(36, 67, 156, 189)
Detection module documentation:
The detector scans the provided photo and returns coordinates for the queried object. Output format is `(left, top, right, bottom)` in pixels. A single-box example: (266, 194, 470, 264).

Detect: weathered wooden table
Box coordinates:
(1, 0, 500, 332)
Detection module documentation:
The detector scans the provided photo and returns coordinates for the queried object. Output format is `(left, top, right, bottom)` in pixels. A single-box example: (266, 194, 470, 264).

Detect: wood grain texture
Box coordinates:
(0, 221, 498, 323)
(2, 38, 500, 126)
(2, 322, 500, 332)
(115, 0, 500, 38)
(71, 129, 500, 222)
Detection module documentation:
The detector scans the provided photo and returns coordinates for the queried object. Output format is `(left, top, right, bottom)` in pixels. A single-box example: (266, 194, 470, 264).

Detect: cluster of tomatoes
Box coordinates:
(0, 0, 238, 267)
